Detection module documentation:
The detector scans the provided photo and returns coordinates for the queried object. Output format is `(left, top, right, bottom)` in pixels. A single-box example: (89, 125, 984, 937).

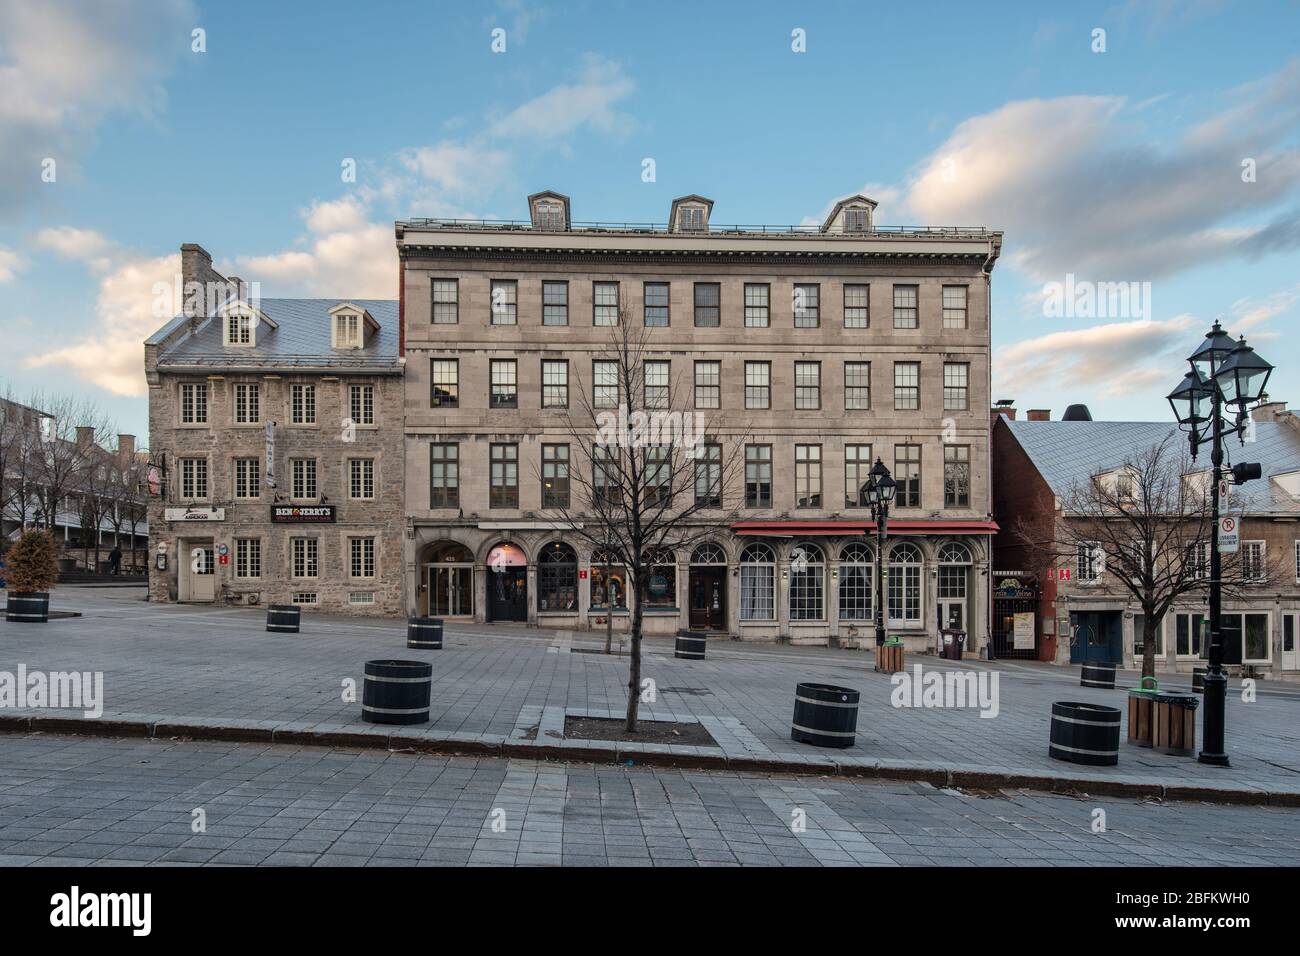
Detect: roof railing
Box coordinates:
(398, 218, 994, 237)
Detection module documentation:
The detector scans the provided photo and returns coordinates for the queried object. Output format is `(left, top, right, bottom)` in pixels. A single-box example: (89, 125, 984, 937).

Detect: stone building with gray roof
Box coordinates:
(143, 244, 403, 615)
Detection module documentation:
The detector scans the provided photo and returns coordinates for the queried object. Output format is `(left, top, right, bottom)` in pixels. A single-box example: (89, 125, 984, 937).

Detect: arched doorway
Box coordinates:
(486, 542, 528, 622)
(424, 541, 474, 618)
(688, 542, 727, 630)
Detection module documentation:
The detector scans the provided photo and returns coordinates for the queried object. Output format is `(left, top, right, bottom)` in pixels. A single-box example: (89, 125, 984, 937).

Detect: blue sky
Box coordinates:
(2, 0, 1298, 443)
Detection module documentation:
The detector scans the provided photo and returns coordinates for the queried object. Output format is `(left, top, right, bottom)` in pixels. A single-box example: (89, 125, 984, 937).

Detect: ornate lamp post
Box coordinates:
(865, 458, 897, 648)
(1167, 321, 1273, 768)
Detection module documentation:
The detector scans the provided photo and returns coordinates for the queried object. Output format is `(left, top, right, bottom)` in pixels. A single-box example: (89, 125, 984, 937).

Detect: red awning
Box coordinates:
(730, 519, 998, 537)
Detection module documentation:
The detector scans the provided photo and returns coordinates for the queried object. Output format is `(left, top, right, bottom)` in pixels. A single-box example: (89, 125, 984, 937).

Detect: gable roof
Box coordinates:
(999, 417, 1300, 515)
(821, 194, 877, 232)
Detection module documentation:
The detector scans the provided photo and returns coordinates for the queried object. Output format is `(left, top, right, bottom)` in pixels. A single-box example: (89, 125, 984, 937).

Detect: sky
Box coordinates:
(1, 0, 1298, 446)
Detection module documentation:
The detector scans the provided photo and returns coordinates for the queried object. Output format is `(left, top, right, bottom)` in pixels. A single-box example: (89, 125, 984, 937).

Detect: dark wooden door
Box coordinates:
(488, 568, 527, 622)
(689, 569, 725, 630)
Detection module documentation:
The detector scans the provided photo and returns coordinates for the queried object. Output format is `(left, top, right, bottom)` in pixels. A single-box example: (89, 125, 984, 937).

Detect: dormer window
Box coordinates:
(668, 195, 714, 233)
(226, 312, 252, 345)
(845, 207, 869, 233)
(820, 195, 878, 234)
(329, 302, 378, 350)
(528, 190, 571, 231)
(680, 206, 705, 231)
(219, 299, 273, 347)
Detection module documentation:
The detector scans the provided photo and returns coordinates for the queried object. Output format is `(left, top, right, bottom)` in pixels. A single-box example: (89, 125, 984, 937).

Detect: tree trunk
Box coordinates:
(603, 553, 613, 654)
(1141, 615, 1158, 680)
(624, 583, 644, 733)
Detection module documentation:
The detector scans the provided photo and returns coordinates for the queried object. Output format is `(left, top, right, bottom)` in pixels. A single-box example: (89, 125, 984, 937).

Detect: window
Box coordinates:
(349, 383, 375, 425)
(179, 457, 208, 500)
(349, 592, 375, 606)
(679, 206, 705, 231)
(844, 444, 873, 508)
(592, 445, 619, 507)
(179, 383, 208, 424)
(542, 280, 568, 326)
(694, 361, 720, 409)
(234, 457, 261, 500)
(541, 444, 569, 508)
(845, 207, 869, 232)
(490, 359, 517, 409)
(490, 444, 518, 508)
(1175, 612, 1208, 658)
(233, 383, 260, 424)
(745, 361, 770, 409)
(542, 360, 568, 408)
(789, 543, 825, 621)
(1225, 612, 1271, 663)
(845, 362, 871, 409)
(744, 283, 770, 328)
(644, 360, 669, 409)
(432, 279, 458, 323)
(431, 359, 458, 408)
(1242, 541, 1265, 583)
(589, 550, 628, 610)
(644, 549, 677, 608)
(430, 443, 458, 508)
(645, 445, 672, 505)
(694, 443, 722, 507)
(793, 284, 820, 328)
(292, 538, 318, 578)
(234, 538, 260, 579)
(942, 285, 968, 328)
(943, 363, 969, 411)
(349, 458, 375, 500)
(1295, 540, 1300, 582)
(844, 284, 869, 328)
(893, 285, 919, 328)
(490, 279, 517, 325)
(535, 201, 565, 231)
(745, 444, 772, 508)
(894, 444, 921, 508)
(794, 362, 820, 410)
(838, 543, 874, 621)
(291, 458, 317, 500)
(593, 361, 619, 409)
(1133, 614, 1164, 658)
(644, 282, 670, 327)
(350, 537, 376, 579)
(291, 384, 316, 425)
(291, 592, 318, 605)
(944, 446, 970, 508)
(1077, 542, 1103, 581)
(538, 543, 578, 611)
(894, 362, 920, 410)
(937, 541, 970, 616)
(694, 283, 720, 327)
(740, 543, 776, 621)
(593, 282, 620, 326)
(1189, 541, 1211, 580)
(795, 444, 822, 507)
(334, 311, 362, 348)
(225, 312, 252, 346)
(888, 542, 923, 625)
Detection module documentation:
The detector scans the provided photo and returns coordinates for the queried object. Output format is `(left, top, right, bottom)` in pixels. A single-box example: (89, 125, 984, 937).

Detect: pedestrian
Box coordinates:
(109, 545, 122, 576)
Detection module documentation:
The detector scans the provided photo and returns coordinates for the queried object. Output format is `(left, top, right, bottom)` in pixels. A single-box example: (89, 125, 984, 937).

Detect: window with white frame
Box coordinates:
(593, 360, 619, 409)
(225, 311, 253, 346)
(1174, 612, 1208, 658)
(845, 362, 871, 410)
(542, 360, 568, 408)
(350, 537, 376, 578)
(543, 281, 569, 326)
(644, 360, 669, 409)
(349, 384, 375, 425)
(894, 362, 920, 410)
(793, 284, 820, 328)
(888, 542, 923, 625)
(795, 444, 821, 507)
(291, 592, 318, 605)
(334, 311, 362, 348)
(179, 457, 208, 499)
(292, 538, 318, 578)
(789, 543, 825, 621)
(893, 285, 919, 329)
(744, 284, 770, 328)
(291, 458, 317, 500)
(844, 284, 869, 328)
(643, 282, 670, 327)
(349, 458, 374, 499)
(1133, 613, 1164, 658)
(694, 361, 720, 409)
(739, 543, 775, 621)
(431, 359, 458, 408)
(291, 384, 316, 425)
(432, 279, 458, 323)
(234, 457, 261, 499)
(1077, 542, 1104, 581)
(745, 361, 770, 409)
(490, 279, 517, 325)
(179, 383, 208, 424)
(838, 543, 874, 621)
(233, 383, 260, 424)
(943, 363, 969, 411)
(942, 285, 968, 328)
(795, 362, 820, 409)
(234, 538, 261, 578)
(593, 282, 619, 326)
(1242, 540, 1265, 583)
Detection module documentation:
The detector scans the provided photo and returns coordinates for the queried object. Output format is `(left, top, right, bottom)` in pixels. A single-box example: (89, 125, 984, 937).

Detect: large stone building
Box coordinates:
(397, 192, 1002, 652)
(143, 244, 403, 614)
(991, 403, 1300, 675)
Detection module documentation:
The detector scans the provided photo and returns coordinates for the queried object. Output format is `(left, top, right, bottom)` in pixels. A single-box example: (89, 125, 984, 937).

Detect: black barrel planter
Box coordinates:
(266, 604, 300, 634)
(791, 683, 859, 749)
(407, 617, 443, 649)
(5, 592, 50, 623)
(1080, 661, 1117, 689)
(675, 629, 707, 660)
(361, 659, 433, 725)
(1049, 701, 1121, 766)
(1192, 667, 1206, 693)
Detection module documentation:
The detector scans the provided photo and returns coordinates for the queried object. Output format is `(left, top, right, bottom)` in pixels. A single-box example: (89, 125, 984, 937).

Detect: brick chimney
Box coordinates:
(75, 426, 95, 447)
(991, 405, 1017, 422)
(1027, 409, 1051, 421)
(1252, 396, 1289, 423)
(180, 242, 227, 317)
(117, 434, 136, 462)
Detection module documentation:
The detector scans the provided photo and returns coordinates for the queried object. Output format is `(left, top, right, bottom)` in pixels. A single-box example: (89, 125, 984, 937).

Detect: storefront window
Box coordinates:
(643, 549, 677, 608)
(888, 542, 923, 625)
(789, 543, 825, 621)
(739, 543, 775, 621)
(537, 542, 577, 612)
(838, 543, 873, 621)
(590, 549, 627, 610)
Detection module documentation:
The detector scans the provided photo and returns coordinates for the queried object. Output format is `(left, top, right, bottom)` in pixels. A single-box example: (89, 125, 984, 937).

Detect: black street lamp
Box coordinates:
(1167, 321, 1273, 768)
(865, 458, 897, 648)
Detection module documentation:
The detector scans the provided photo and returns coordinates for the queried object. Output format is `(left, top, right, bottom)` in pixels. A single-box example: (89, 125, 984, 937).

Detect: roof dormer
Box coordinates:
(329, 302, 379, 350)
(821, 195, 878, 234)
(669, 195, 713, 233)
(528, 190, 570, 231)
(219, 298, 276, 348)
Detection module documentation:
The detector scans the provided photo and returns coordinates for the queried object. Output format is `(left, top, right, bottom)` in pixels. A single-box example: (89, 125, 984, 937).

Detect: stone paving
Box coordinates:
(2, 587, 1300, 799)
(3, 734, 1299, 867)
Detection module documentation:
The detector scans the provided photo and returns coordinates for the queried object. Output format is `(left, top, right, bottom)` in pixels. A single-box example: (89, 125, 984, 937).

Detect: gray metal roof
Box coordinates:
(155, 298, 399, 372)
(1002, 418, 1300, 515)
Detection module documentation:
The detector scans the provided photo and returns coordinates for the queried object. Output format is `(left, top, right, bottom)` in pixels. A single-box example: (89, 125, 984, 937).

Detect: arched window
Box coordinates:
(789, 543, 825, 621)
(838, 543, 874, 621)
(937, 541, 972, 630)
(644, 548, 677, 608)
(937, 541, 972, 564)
(538, 542, 577, 612)
(888, 542, 923, 625)
(739, 543, 775, 621)
(590, 548, 627, 610)
(691, 542, 727, 565)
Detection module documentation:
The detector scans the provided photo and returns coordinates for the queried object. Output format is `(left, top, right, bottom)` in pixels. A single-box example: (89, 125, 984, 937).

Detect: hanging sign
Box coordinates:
(264, 420, 277, 488)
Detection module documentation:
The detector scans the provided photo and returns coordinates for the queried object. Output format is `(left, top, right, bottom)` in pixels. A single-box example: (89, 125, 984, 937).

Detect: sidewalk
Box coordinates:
(3, 588, 1299, 805)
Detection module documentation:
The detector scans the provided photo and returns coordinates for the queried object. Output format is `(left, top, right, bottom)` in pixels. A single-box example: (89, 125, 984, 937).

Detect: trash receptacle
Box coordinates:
(1153, 692, 1199, 756)
(941, 629, 966, 660)
(1126, 677, 1159, 747)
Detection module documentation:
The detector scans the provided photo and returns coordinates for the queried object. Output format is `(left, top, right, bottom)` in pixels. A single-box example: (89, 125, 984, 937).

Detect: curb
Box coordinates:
(3, 713, 1297, 808)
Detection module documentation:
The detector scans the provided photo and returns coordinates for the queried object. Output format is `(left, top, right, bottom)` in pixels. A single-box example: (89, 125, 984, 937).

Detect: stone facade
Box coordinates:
(398, 193, 1002, 654)
(144, 244, 403, 615)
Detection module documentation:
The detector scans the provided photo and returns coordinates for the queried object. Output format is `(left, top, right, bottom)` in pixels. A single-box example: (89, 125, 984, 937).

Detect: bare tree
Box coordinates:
(0, 388, 47, 534)
(537, 313, 747, 731)
(1015, 435, 1278, 677)
(27, 392, 114, 551)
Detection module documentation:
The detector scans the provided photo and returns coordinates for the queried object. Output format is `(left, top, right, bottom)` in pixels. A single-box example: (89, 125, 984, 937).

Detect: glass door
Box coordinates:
(429, 565, 473, 617)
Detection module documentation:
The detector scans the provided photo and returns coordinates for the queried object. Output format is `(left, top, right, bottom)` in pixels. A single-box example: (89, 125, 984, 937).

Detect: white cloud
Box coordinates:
(489, 56, 634, 141)
(35, 225, 115, 271)
(0, 246, 26, 282)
